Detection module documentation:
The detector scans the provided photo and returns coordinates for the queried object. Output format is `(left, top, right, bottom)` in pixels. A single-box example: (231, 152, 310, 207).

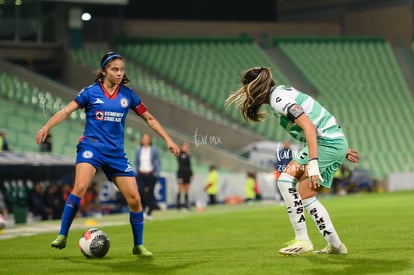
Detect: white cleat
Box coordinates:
(279, 240, 313, 255)
(314, 243, 348, 255)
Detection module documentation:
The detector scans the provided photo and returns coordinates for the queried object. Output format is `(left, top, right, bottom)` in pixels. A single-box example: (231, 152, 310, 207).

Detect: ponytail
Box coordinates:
(225, 67, 275, 121)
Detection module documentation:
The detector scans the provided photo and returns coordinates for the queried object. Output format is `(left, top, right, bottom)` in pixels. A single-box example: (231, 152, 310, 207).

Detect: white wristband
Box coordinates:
(308, 159, 324, 182)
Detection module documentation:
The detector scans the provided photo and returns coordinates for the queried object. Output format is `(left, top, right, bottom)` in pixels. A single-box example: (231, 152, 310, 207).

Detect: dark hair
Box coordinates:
(94, 51, 130, 84)
(140, 133, 153, 146)
(247, 171, 256, 178)
(225, 67, 275, 121)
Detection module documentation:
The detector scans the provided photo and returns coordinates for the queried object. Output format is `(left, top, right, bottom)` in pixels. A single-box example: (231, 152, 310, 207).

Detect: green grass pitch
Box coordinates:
(0, 191, 413, 275)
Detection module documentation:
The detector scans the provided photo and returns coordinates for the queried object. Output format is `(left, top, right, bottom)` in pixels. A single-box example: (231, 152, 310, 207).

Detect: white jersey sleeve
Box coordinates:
(270, 85, 299, 116)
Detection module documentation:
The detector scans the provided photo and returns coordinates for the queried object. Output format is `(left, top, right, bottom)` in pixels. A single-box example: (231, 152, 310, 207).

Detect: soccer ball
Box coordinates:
(78, 228, 110, 258)
(0, 214, 6, 230)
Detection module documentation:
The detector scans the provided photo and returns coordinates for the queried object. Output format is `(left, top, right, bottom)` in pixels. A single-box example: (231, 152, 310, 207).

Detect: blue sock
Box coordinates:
(130, 211, 144, 246)
(59, 193, 80, 236)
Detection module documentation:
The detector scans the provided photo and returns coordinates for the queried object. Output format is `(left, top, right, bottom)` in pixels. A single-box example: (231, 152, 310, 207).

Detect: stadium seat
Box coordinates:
(116, 38, 290, 139)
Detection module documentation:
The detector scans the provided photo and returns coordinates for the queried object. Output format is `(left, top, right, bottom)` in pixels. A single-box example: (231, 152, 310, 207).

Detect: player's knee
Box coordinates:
(277, 172, 296, 190)
(71, 183, 89, 197)
(298, 183, 319, 200)
(126, 194, 141, 209)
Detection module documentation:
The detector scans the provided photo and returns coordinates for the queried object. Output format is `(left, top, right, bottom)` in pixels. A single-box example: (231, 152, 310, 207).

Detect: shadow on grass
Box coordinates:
(107, 259, 206, 274)
(60, 255, 208, 274)
(304, 255, 412, 274)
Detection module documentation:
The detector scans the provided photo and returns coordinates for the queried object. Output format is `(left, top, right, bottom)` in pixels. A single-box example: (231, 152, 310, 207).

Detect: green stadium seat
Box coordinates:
(116, 38, 290, 139)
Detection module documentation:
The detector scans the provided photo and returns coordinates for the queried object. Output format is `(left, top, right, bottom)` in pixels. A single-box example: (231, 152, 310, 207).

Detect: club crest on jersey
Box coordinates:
(82, 150, 93, 159)
(95, 111, 104, 120)
(120, 98, 129, 108)
(289, 104, 303, 116)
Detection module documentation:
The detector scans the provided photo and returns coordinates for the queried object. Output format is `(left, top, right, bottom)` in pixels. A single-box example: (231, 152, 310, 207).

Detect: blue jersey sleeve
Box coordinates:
(129, 90, 141, 109)
(128, 88, 148, 116)
(74, 86, 90, 108)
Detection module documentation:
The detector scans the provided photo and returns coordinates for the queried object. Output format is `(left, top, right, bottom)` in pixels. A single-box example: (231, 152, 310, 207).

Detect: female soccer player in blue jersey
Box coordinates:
(36, 52, 179, 257)
(226, 67, 359, 255)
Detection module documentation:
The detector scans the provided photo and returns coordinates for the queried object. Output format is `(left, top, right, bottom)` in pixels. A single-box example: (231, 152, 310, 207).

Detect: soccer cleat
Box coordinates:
(279, 239, 313, 255)
(314, 243, 348, 255)
(133, 245, 153, 257)
(50, 234, 67, 249)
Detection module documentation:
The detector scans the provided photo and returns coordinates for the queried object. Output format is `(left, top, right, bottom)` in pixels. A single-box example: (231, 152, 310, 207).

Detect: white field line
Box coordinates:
(0, 220, 127, 240)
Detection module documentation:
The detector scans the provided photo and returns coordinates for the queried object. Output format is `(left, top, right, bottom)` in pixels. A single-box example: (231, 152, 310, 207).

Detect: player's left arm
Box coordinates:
(294, 114, 318, 160)
(293, 109, 322, 188)
(140, 111, 179, 156)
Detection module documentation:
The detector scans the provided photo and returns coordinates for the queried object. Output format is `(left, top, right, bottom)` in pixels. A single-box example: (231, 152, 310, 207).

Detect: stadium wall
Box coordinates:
(161, 171, 276, 207)
(344, 2, 413, 45)
(387, 173, 414, 191)
(87, 20, 341, 44)
(124, 20, 341, 38)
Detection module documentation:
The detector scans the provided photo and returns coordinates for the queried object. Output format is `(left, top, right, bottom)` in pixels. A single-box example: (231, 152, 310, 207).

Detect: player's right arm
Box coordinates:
(35, 100, 79, 144)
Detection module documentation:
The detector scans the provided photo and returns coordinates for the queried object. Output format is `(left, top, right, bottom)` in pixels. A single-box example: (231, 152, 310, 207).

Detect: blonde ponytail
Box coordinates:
(225, 67, 275, 121)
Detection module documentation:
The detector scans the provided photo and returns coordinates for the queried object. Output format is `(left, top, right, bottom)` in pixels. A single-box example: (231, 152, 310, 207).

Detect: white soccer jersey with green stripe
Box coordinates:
(270, 85, 344, 142)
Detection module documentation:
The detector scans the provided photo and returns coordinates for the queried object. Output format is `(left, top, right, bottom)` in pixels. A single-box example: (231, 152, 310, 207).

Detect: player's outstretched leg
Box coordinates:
(50, 194, 81, 249)
(130, 211, 153, 257)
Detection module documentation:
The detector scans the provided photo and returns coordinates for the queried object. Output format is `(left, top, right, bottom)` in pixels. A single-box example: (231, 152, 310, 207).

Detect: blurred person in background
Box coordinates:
(0, 188, 7, 217)
(254, 172, 262, 201)
(43, 182, 63, 220)
(79, 181, 101, 217)
(273, 140, 293, 204)
(176, 142, 193, 210)
(274, 140, 293, 179)
(27, 181, 48, 220)
(135, 133, 161, 221)
(226, 67, 359, 255)
(204, 164, 219, 205)
(40, 134, 52, 152)
(332, 164, 352, 195)
(99, 180, 127, 214)
(0, 129, 10, 152)
(36, 51, 179, 257)
(244, 171, 256, 203)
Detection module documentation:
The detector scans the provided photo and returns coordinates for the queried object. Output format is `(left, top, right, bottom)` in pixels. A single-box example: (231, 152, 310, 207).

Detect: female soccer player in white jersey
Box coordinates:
(226, 67, 359, 255)
(36, 52, 180, 257)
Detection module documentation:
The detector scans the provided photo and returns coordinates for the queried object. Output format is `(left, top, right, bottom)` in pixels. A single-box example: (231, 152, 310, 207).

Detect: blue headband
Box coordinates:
(101, 53, 122, 69)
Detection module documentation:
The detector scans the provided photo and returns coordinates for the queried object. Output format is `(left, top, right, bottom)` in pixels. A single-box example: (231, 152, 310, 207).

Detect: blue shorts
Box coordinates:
(76, 143, 135, 181)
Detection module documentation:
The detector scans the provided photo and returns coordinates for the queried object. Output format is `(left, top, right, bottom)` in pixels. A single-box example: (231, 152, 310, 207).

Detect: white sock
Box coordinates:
(303, 197, 342, 248)
(277, 173, 310, 241)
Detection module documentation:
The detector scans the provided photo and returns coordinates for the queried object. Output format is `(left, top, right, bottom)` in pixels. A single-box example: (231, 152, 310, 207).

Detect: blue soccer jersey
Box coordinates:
(75, 82, 147, 156)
